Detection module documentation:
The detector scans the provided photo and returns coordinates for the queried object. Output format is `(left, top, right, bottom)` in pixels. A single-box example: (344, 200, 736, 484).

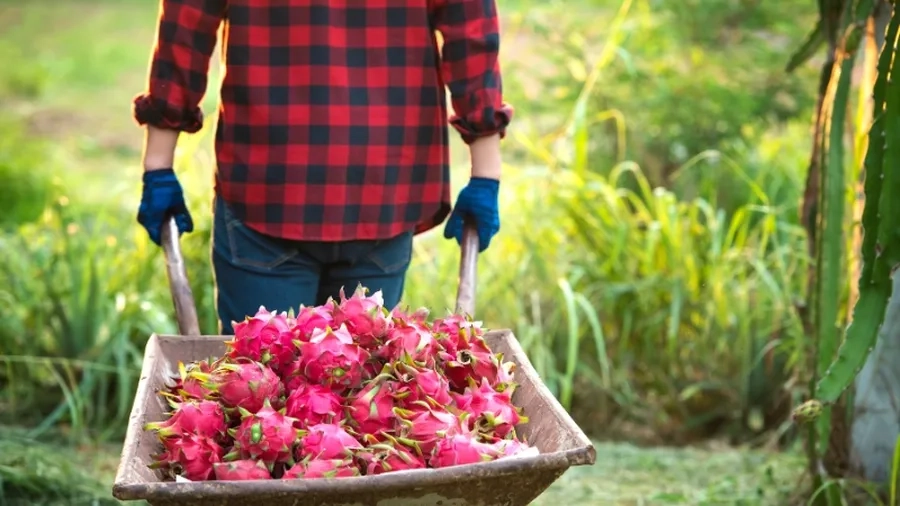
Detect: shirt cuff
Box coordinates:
(133, 93, 205, 134)
(449, 102, 514, 145)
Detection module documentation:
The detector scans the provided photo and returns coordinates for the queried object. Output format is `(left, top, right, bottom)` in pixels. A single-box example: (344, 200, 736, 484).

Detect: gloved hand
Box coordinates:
(443, 177, 500, 253)
(137, 168, 194, 246)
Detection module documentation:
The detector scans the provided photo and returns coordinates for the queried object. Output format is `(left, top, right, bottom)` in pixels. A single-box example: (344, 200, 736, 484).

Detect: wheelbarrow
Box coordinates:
(112, 217, 596, 506)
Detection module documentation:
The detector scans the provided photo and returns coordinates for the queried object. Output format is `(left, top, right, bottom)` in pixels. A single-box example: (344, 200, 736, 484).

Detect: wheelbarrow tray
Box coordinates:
(112, 330, 596, 506)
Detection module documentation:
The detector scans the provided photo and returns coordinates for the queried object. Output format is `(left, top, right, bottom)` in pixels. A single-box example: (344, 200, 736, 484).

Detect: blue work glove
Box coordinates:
(137, 168, 193, 246)
(443, 177, 500, 253)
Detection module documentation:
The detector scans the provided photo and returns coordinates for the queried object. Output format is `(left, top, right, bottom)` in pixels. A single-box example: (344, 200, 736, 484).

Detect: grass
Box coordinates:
(0, 426, 804, 506)
(534, 442, 806, 505)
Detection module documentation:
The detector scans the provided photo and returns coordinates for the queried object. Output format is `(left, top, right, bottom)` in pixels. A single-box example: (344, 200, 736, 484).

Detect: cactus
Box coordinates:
(805, 22, 860, 502)
(814, 9, 900, 405)
(789, 3, 886, 503)
(812, 21, 854, 410)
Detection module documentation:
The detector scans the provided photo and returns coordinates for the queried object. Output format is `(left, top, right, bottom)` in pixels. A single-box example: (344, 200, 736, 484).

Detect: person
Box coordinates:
(133, 0, 513, 334)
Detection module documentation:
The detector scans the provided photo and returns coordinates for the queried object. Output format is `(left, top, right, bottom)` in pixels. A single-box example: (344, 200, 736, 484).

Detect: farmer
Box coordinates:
(133, 1, 512, 334)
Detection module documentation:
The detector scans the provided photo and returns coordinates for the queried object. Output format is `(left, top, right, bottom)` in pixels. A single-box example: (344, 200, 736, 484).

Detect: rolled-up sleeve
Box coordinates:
(133, 0, 226, 133)
(431, 0, 514, 145)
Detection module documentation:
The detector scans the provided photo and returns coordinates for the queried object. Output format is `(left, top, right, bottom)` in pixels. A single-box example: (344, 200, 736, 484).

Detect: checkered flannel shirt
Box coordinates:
(133, 0, 514, 242)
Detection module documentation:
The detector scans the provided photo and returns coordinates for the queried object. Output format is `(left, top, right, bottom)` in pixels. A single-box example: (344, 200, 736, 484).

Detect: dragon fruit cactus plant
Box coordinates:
(144, 285, 536, 482)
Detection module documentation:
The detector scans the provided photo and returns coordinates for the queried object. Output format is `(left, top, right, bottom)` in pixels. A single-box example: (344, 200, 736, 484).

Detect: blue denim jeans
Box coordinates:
(211, 196, 413, 334)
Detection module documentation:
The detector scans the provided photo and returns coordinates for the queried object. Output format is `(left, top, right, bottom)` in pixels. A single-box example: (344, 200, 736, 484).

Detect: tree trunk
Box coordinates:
(849, 0, 898, 484)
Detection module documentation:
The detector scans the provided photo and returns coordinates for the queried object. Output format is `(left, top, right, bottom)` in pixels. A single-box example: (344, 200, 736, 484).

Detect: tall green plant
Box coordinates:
(0, 201, 177, 440)
(790, 0, 898, 503)
(816, 2, 896, 406)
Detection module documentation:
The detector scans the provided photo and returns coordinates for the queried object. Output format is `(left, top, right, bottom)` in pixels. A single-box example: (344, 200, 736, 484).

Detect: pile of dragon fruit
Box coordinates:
(144, 287, 535, 481)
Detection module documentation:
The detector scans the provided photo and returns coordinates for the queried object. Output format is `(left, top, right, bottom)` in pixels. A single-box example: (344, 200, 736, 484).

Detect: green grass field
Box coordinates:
(0, 1, 809, 504)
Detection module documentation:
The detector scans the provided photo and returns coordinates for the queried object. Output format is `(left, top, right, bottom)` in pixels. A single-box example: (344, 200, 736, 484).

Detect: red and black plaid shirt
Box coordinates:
(133, 0, 513, 242)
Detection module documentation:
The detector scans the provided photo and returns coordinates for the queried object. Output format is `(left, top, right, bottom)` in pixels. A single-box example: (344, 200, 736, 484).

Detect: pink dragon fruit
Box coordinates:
(453, 378, 526, 439)
(144, 286, 537, 482)
(227, 307, 299, 376)
(282, 458, 360, 479)
(489, 438, 534, 458)
(299, 325, 370, 390)
(361, 359, 383, 381)
(331, 286, 392, 349)
(378, 319, 439, 365)
(356, 442, 426, 475)
(200, 360, 284, 413)
(284, 381, 343, 426)
(394, 402, 465, 455)
(144, 399, 227, 440)
(151, 433, 225, 481)
(229, 400, 301, 465)
(392, 306, 431, 325)
(279, 359, 306, 392)
(260, 311, 301, 374)
(298, 423, 363, 460)
(347, 373, 400, 437)
(441, 335, 504, 391)
(428, 433, 499, 469)
(164, 359, 217, 401)
(291, 304, 335, 342)
(213, 459, 272, 480)
(492, 360, 517, 391)
(432, 314, 484, 356)
(391, 360, 453, 408)
(226, 308, 276, 362)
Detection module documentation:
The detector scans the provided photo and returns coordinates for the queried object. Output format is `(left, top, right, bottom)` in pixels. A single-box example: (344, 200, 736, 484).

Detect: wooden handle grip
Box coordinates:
(160, 217, 201, 336)
(455, 222, 479, 316)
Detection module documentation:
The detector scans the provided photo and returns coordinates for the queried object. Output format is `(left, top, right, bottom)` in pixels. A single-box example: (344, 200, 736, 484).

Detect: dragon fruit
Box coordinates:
(441, 336, 504, 391)
(298, 325, 370, 390)
(279, 359, 306, 392)
(331, 286, 392, 349)
(200, 360, 284, 413)
(432, 314, 484, 356)
(282, 458, 360, 479)
(213, 459, 272, 480)
(150, 433, 225, 481)
(453, 378, 526, 439)
(228, 307, 299, 376)
(493, 360, 517, 391)
(227, 309, 276, 361)
(144, 399, 227, 440)
(298, 423, 363, 460)
(356, 442, 426, 475)
(229, 400, 301, 465)
(395, 402, 465, 455)
(392, 306, 430, 325)
(163, 359, 217, 401)
(378, 319, 439, 365)
(391, 360, 453, 408)
(346, 372, 400, 438)
(144, 289, 533, 483)
(291, 304, 335, 342)
(490, 438, 534, 458)
(428, 433, 499, 468)
(284, 381, 343, 426)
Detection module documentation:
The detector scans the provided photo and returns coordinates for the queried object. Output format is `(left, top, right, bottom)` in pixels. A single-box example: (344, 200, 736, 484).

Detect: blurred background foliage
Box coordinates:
(0, 0, 827, 503)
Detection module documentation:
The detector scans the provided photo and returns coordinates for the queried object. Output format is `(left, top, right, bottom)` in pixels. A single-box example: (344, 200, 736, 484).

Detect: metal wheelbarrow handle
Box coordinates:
(160, 216, 479, 336)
